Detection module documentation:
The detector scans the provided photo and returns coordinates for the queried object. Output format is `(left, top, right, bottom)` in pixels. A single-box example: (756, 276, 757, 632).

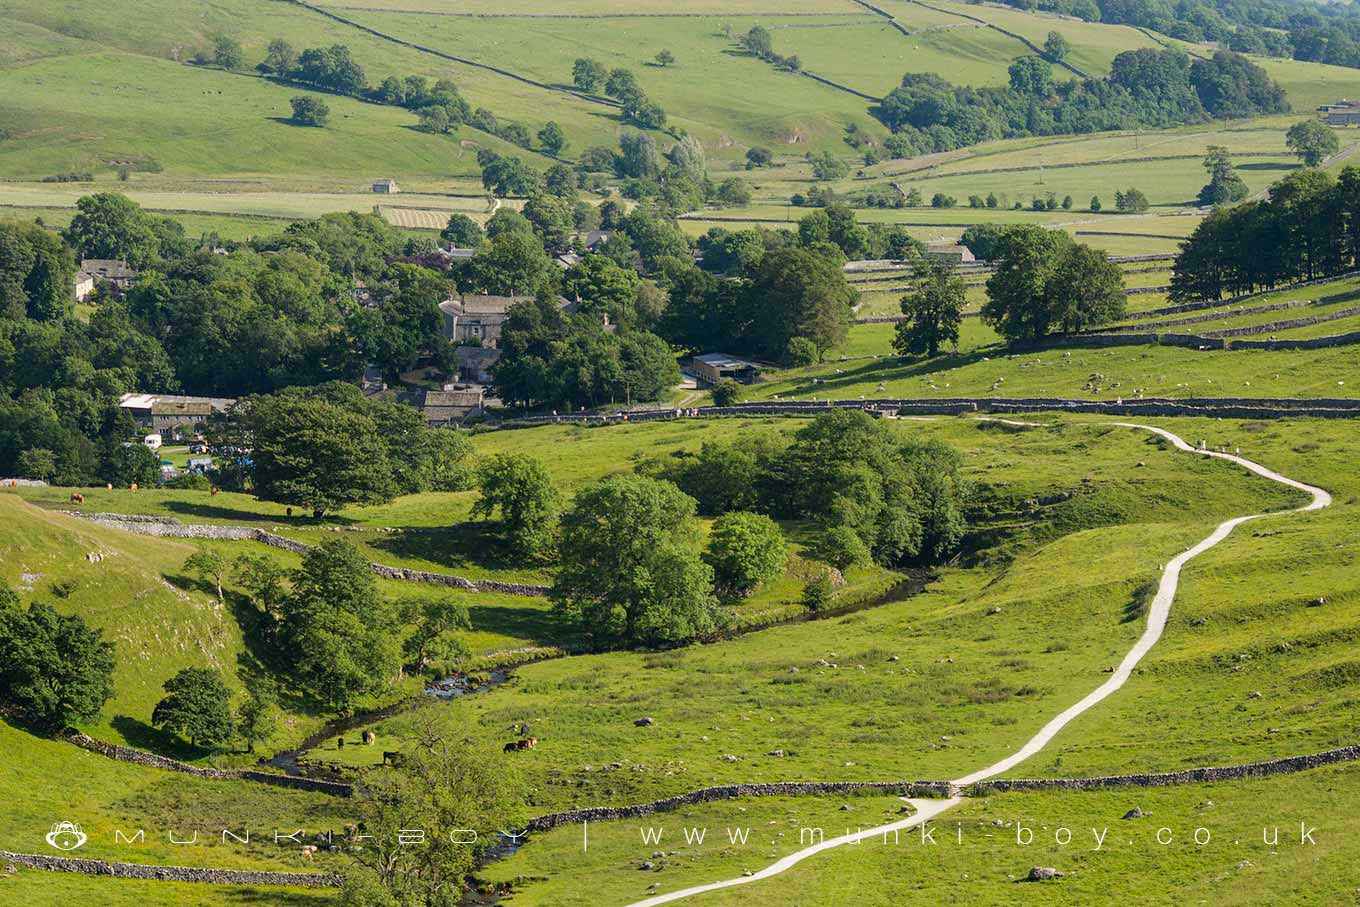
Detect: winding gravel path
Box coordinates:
(626, 422, 1331, 906)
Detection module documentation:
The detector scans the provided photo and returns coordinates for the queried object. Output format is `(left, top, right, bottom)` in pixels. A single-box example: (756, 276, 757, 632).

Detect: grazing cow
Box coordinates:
(362, 730, 376, 746)
(300, 845, 317, 861)
(105, 483, 113, 491)
(69, 493, 85, 505)
(210, 486, 219, 496)
(129, 483, 139, 492)
(503, 737, 538, 752)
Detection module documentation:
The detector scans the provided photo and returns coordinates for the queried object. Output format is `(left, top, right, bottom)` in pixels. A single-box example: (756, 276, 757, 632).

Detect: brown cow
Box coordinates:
(69, 493, 85, 505)
(129, 483, 139, 492)
(503, 737, 538, 753)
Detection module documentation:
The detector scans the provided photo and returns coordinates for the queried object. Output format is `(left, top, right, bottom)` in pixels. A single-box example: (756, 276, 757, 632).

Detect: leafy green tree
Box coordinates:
(1286, 119, 1341, 167)
(472, 453, 559, 561)
(894, 260, 964, 357)
(0, 600, 115, 728)
(464, 230, 554, 296)
(64, 193, 161, 268)
(749, 245, 856, 362)
(246, 394, 395, 518)
(236, 680, 279, 753)
(346, 724, 523, 904)
(572, 58, 607, 92)
(399, 597, 470, 672)
(289, 96, 330, 127)
(981, 226, 1125, 340)
(604, 68, 642, 103)
(480, 154, 542, 197)
(521, 192, 575, 252)
(810, 151, 849, 181)
(184, 548, 229, 602)
(15, 448, 56, 481)
(552, 475, 720, 645)
(801, 570, 834, 612)
(0, 220, 76, 321)
(1044, 30, 1069, 62)
(1197, 145, 1249, 206)
(282, 539, 400, 714)
(152, 667, 234, 748)
(1090, 195, 1102, 211)
(711, 378, 742, 406)
(562, 254, 642, 325)
(656, 49, 676, 67)
(1008, 55, 1054, 96)
(261, 39, 297, 75)
(741, 25, 774, 58)
(212, 34, 244, 70)
(704, 512, 787, 599)
(1114, 188, 1149, 213)
(745, 147, 773, 168)
(234, 553, 289, 627)
(441, 213, 484, 248)
(537, 121, 567, 156)
(101, 442, 160, 488)
(784, 336, 819, 366)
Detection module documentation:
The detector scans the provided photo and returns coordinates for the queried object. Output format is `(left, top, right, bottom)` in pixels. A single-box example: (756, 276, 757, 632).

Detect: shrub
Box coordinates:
(711, 379, 742, 406)
(703, 512, 788, 600)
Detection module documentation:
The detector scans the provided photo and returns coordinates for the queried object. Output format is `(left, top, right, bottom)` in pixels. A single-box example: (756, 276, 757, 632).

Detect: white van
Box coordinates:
(143, 433, 163, 451)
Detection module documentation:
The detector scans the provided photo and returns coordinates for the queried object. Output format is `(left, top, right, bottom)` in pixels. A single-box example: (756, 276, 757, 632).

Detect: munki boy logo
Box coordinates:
(46, 821, 87, 851)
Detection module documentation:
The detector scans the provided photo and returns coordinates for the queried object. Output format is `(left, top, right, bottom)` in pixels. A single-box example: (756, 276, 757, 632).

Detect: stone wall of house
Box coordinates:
(0, 850, 341, 887)
(66, 732, 352, 796)
(63, 514, 550, 596)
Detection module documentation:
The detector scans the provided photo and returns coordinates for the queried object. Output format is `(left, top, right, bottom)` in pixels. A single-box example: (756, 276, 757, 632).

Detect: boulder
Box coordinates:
(1027, 866, 1063, 881)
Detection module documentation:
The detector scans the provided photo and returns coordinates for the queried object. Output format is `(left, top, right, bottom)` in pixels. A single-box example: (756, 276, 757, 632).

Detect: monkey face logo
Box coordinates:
(46, 821, 87, 851)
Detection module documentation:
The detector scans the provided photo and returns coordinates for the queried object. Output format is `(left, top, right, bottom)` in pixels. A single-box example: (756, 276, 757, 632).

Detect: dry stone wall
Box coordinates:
(64, 513, 549, 596)
(66, 732, 353, 797)
(0, 850, 340, 887)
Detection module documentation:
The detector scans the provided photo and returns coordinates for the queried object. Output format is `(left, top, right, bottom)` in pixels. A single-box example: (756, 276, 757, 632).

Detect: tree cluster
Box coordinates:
(1170, 166, 1360, 301)
(875, 49, 1287, 157)
(981, 225, 1127, 341)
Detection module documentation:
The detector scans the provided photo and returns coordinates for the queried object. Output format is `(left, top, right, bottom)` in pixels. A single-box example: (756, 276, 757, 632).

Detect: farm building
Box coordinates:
(439, 294, 575, 347)
(1318, 100, 1360, 126)
(417, 387, 485, 425)
(119, 393, 235, 434)
(75, 259, 136, 300)
(924, 242, 977, 265)
(690, 353, 762, 386)
(372, 178, 400, 193)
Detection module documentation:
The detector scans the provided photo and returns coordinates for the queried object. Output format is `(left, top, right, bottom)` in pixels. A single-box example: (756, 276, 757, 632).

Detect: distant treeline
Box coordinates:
(872, 48, 1287, 158)
(997, 0, 1360, 70)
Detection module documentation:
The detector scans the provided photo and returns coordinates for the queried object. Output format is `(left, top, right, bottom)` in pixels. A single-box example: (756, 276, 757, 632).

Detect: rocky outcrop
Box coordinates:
(0, 850, 340, 887)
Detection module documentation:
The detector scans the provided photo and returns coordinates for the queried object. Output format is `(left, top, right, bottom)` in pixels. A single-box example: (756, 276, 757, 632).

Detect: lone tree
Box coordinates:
(894, 260, 964, 358)
(981, 225, 1125, 341)
(552, 475, 720, 646)
(655, 49, 676, 67)
(1044, 30, 1069, 62)
(236, 680, 279, 753)
(471, 453, 560, 562)
(183, 548, 229, 602)
(703, 512, 788, 600)
(281, 539, 400, 715)
(537, 121, 567, 156)
(571, 57, 607, 92)
(399, 596, 471, 673)
(0, 591, 115, 729)
(1197, 145, 1248, 206)
(1286, 119, 1341, 167)
(246, 394, 395, 519)
(289, 96, 330, 127)
(152, 667, 235, 748)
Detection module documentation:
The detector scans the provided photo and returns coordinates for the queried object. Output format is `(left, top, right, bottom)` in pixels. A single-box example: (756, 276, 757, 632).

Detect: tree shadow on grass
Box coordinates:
(782, 345, 1003, 397)
(366, 521, 539, 576)
(469, 603, 579, 650)
(162, 500, 357, 526)
(109, 714, 208, 761)
(1238, 161, 1300, 172)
